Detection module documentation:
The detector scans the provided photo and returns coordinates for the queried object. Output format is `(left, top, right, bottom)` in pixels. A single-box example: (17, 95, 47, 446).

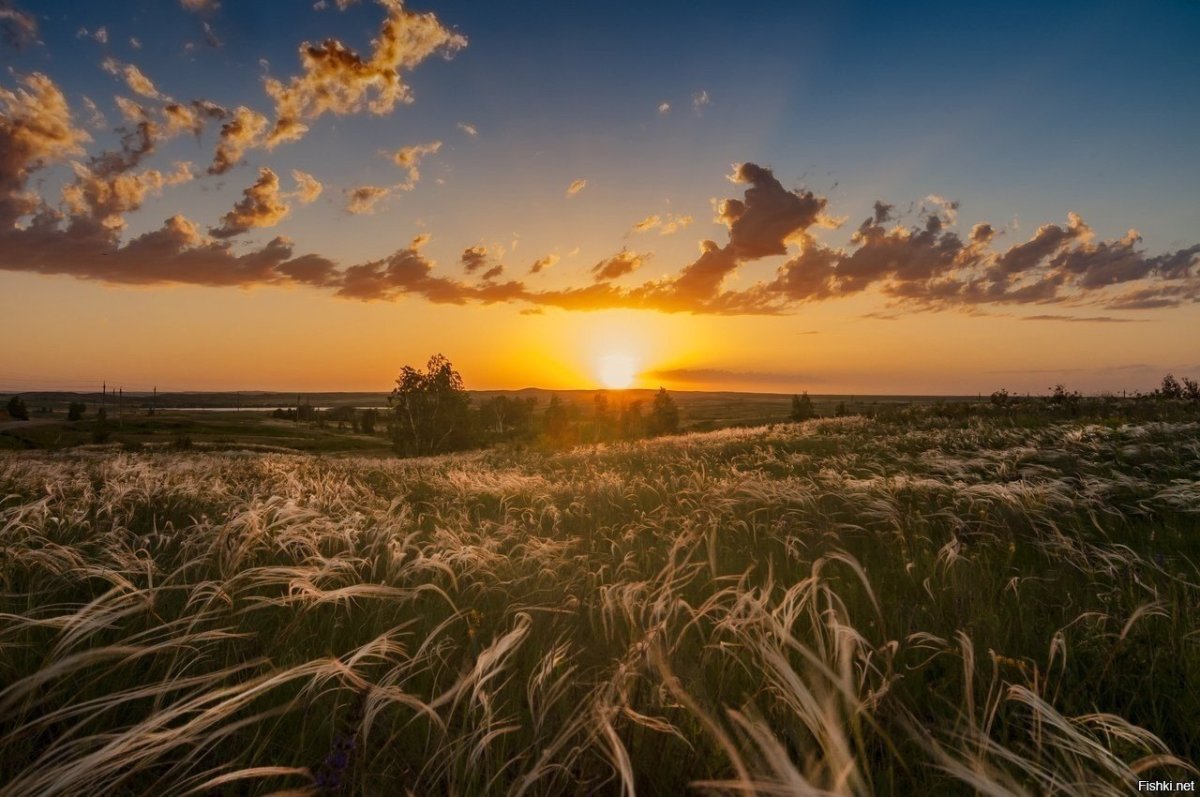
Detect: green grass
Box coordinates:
(0, 413, 1197, 795)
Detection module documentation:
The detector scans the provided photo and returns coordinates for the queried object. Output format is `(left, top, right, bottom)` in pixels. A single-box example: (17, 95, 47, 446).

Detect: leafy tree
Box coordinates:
(360, 408, 378, 434)
(1183, 377, 1200, 402)
(648, 387, 679, 436)
(5, 396, 28, 420)
(790, 392, 816, 421)
(388, 354, 475, 456)
(67, 401, 86, 421)
(618, 399, 644, 439)
(542, 394, 569, 444)
(1159, 374, 1184, 400)
(834, 400, 849, 417)
(327, 405, 357, 429)
(591, 392, 613, 442)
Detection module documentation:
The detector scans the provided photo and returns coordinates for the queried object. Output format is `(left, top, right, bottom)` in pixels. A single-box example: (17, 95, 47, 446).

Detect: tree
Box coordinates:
(5, 396, 28, 421)
(618, 399, 644, 439)
(388, 354, 475, 456)
(360, 408, 378, 434)
(648, 387, 679, 436)
(1183, 377, 1200, 402)
(543, 394, 569, 444)
(790, 392, 816, 421)
(67, 401, 87, 421)
(1159, 374, 1184, 400)
(591, 392, 614, 442)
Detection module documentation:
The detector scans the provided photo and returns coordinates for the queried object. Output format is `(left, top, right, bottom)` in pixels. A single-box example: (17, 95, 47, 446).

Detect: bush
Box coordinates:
(5, 396, 29, 421)
(67, 402, 86, 421)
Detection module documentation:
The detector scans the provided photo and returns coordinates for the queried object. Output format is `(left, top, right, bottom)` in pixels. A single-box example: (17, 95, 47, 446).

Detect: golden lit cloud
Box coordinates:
(101, 58, 166, 101)
(210, 167, 290, 238)
(344, 184, 391, 214)
(387, 140, 441, 188)
(262, 0, 466, 147)
(289, 169, 323, 204)
(209, 106, 268, 175)
(566, 178, 587, 197)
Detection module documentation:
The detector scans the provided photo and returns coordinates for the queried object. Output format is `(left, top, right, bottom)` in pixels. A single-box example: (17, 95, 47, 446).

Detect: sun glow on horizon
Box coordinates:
(596, 353, 638, 389)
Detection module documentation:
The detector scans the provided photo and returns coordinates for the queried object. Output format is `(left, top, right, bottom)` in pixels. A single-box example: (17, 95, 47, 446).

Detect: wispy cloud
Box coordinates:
(1021, 314, 1147, 323)
(566, 178, 587, 197)
(387, 140, 441, 189)
(343, 184, 391, 214)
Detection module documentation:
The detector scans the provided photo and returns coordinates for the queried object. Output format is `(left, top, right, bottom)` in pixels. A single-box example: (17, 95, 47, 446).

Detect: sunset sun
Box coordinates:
(597, 354, 638, 389)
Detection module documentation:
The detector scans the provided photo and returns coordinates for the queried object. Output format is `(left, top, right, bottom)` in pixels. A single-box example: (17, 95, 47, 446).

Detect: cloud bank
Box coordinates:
(1, 63, 1198, 316)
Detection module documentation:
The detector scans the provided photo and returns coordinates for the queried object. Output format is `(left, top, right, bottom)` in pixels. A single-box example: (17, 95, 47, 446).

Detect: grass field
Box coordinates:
(1, 412, 1197, 795)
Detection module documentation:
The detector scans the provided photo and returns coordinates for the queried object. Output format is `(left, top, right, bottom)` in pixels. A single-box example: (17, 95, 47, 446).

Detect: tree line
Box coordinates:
(386, 354, 681, 457)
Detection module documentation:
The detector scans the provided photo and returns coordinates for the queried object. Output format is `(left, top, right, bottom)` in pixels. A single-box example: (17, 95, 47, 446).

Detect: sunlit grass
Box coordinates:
(1, 415, 1197, 794)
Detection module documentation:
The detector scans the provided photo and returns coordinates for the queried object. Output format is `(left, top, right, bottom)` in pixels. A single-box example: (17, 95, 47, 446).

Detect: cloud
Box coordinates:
(344, 184, 390, 214)
(1, 1, 37, 50)
(77, 26, 108, 45)
(208, 106, 267, 174)
(81, 97, 107, 129)
(657, 101, 670, 115)
(1, 73, 91, 214)
(4, 109, 1199, 320)
(591, 250, 644, 281)
(566, 178, 587, 197)
(387, 140, 441, 188)
(62, 159, 193, 230)
(460, 244, 489, 274)
(692, 90, 709, 113)
(289, 170, 323, 204)
(633, 212, 693, 235)
(262, 0, 466, 147)
(1021, 314, 1146, 323)
(457, 121, 477, 137)
(179, 0, 218, 12)
(210, 168, 290, 238)
(162, 99, 227, 139)
(201, 21, 222, 49)
(101, 58, 166, 101)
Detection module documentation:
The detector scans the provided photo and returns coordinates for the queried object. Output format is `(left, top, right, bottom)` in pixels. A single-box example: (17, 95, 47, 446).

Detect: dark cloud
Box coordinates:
(1021, 314, 1146, 323)
(528, 254, 558, 274)
(460, 245, 489, 274)
(591, 250, 644, 281)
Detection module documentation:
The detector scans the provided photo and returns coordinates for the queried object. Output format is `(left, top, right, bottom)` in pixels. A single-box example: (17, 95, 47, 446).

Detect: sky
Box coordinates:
(1, 0, 1198, 395)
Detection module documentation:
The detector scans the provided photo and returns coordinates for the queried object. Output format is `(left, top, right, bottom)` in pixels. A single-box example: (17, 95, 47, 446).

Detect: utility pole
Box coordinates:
(151, 386, 156, 416)
(118, 387, 123, 426)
